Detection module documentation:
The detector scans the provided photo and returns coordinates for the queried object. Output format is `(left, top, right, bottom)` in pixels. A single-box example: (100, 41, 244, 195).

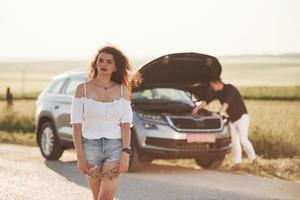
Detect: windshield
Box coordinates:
(132, 88, 194, 105)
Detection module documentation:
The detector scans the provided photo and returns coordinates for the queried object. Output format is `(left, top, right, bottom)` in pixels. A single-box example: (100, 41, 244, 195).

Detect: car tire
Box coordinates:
(195, 155, 225, 169)
(38, 121, 64, 160)
(128, 142, 145, 172)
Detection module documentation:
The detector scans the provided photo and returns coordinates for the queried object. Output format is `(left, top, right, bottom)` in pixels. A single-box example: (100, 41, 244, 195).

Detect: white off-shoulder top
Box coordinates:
(70, 82, 133, 139)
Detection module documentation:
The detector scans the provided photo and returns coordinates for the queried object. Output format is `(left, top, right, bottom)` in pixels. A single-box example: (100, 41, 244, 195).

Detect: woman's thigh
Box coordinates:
(98, 162, 122, 198)
(98, 138, 123, 198)
(86, 167, 103, 199)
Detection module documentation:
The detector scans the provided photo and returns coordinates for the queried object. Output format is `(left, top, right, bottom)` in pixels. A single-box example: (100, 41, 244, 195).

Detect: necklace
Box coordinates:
(103, 85, 108, 90)
(94, 81, 112, 90)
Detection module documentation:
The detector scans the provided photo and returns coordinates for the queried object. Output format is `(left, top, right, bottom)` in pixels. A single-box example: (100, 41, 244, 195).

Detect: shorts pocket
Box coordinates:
(107, 139, 122, 152)
(105, 147, 122, 163)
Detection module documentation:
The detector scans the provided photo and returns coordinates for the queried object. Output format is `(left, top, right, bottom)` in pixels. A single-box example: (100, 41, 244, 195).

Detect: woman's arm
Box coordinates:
(120, 85, 131, 148)
(120, 124, 131, 149)
(119, 85, 132, 173)
(72, 84, 85, 159)
(71, 83, 90, 174)
(73, 123, 85, 160)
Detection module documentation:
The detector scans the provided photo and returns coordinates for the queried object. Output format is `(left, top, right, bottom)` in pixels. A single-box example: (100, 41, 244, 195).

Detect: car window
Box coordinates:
(64, 78, 85, 96)
(152, 88, 191, 102)
(133, 88, 193, 104)
(132, 89, 152, 100)
(48, 79, 65, 94)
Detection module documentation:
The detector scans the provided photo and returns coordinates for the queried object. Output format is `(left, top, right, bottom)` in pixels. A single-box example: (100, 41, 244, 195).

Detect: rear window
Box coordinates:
(48, 79, 65, 94)
(64, 78, 85, 96)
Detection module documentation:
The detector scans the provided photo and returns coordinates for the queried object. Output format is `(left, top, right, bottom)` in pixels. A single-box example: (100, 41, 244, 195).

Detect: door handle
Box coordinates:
(53, 105, 60, 109)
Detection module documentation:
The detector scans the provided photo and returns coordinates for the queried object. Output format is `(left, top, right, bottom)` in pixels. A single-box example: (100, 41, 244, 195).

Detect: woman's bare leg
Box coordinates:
(98, 162, 121, 200)
(86, 166, 103, 200)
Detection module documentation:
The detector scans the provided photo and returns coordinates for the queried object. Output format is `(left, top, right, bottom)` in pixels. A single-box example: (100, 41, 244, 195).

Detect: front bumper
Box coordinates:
(133, 112, 231, 159)
(140, 137, 231, 159)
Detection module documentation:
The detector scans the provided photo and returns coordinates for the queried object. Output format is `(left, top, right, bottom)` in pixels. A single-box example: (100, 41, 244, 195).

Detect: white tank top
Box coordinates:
(70, 83, 133, 139)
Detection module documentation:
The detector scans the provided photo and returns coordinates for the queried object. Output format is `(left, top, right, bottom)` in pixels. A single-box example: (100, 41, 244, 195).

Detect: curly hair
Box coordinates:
(88, 46, 131, 85)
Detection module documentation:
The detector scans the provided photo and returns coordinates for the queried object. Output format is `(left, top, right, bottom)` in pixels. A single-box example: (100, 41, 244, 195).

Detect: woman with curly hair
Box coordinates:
(70, 45, 138, 200)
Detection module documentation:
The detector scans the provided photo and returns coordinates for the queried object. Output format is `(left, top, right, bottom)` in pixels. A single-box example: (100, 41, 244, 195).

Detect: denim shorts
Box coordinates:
(82, 137, 123, 168)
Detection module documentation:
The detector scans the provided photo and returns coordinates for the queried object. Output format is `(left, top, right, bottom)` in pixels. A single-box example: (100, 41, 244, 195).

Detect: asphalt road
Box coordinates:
(0, 144, 299, 200)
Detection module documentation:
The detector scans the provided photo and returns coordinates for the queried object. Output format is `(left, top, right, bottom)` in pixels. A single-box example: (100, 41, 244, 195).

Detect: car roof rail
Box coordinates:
(52, 68, 86, 79)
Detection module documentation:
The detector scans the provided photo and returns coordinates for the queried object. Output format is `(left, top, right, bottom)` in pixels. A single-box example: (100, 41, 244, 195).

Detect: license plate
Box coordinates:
(187, 133, 216, 143)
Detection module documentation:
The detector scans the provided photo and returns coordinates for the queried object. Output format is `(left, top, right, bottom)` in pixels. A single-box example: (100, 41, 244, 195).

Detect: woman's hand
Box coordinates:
(119, 152, 130, 173)
(77, 157, 93, 175)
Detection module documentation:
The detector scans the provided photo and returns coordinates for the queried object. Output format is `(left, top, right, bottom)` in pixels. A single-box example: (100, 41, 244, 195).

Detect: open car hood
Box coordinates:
(132, 53, 222, 99)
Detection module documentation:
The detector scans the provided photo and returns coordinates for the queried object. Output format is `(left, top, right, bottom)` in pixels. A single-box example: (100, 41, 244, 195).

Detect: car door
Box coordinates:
(55, 76, 86, 141)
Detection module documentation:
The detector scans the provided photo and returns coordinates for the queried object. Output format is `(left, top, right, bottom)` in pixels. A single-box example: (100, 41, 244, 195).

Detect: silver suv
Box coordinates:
(36, 53, 231, 171)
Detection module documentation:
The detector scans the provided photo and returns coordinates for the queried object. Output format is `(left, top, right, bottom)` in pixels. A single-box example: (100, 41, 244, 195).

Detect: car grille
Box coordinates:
(167, 117, 222, 131)
(145, 137, 230, 150)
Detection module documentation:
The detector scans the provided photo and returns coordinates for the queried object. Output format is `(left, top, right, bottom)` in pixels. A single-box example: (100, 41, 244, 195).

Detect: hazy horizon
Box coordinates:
(1, 53, 300, 63)
(1, 55, 300, 94)
(1, 0, 299, 60)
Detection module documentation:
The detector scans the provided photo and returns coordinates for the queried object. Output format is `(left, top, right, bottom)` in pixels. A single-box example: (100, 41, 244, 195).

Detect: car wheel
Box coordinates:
(128, 143, 145, 172)
(38, 121, 64, 160)
(195, 155, 225, 169)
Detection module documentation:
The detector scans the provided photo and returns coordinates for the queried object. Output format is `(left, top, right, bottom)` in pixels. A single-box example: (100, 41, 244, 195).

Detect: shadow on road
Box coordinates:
(45, 160, 89, 188)
(131, 162, 202, 174)
(44, 156, 205, 188)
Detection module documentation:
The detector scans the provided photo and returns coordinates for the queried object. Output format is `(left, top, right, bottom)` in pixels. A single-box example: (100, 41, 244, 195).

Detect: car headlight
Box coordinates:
(137, 113, 167, 124)
(143, 123, 158, 129)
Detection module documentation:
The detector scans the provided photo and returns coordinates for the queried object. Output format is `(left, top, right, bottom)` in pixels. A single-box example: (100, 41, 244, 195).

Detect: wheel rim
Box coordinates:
(41, 126, 54, 156)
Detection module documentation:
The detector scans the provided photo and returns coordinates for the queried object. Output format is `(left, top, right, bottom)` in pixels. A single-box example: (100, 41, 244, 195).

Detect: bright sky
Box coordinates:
(0, 0, 299, 60)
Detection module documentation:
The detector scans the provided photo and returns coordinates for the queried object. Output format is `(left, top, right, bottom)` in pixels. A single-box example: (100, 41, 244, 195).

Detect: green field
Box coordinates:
(1, 99, 299, 159)
(238, 86, 300, 100)
(219, 56, 300, 86)
(0, 58, 145, 94)
(1, 86, 299, 101)
(1, 55, 300, 95)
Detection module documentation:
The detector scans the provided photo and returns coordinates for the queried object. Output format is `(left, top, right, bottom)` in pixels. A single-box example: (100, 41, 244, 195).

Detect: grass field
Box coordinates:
(0, 58, 145, 94)
(238, 86, 300, 100)
(1, 99, 299, 158)
(1, 86, 299, 101)
(1, 55, 300, 94)
(219, 56, 300, 86)
(208, 99, 300, 158)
